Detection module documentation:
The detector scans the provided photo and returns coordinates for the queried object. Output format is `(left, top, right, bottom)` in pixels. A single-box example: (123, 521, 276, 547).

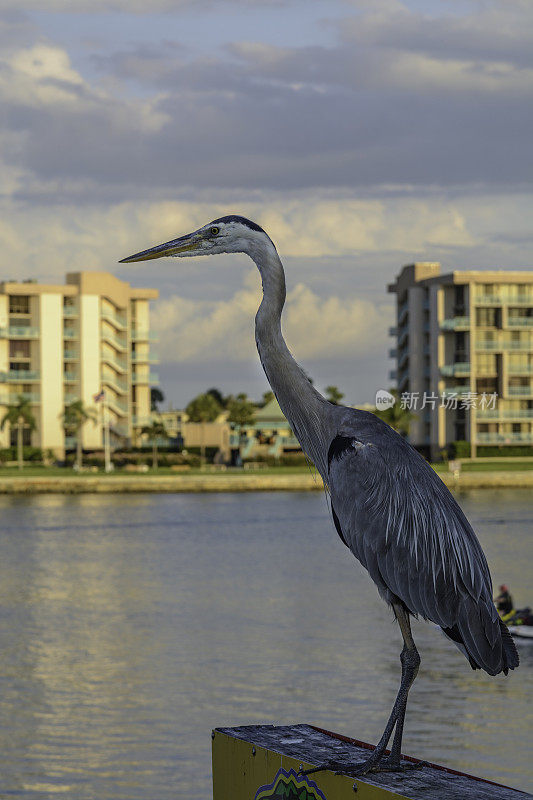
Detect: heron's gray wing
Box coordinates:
(327, 416, 518, 676)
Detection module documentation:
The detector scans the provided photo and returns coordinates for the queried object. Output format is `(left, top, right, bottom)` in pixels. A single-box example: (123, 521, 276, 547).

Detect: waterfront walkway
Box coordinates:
(0, 470, 532, 493)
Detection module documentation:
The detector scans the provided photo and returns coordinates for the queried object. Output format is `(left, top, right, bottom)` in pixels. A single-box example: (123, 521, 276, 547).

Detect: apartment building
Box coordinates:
(0, 272, 158, 454)
(388, 263, 533, 458)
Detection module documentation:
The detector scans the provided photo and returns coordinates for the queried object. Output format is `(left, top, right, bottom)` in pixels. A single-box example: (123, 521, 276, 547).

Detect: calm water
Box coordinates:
(0, 490, 531, 798)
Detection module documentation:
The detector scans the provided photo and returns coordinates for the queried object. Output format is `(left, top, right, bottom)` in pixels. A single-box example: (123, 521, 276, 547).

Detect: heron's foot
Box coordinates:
(300, 756, 380, 778)
(300, 756, 428, 779)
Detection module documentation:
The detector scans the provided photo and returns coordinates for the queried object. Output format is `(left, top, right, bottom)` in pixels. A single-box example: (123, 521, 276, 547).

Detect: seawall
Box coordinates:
(0, 470, 531, 493)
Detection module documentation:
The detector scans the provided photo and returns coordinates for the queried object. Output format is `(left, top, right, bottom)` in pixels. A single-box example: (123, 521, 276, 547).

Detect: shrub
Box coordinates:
(450, 440, 471, 458)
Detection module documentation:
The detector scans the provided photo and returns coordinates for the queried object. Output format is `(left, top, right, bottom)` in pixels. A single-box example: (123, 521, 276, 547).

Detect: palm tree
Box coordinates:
(62, 400, 97, 471)
(325, 385, 345, 405)
(1, 395, 36, 470)
(150, 387, 165, 411)
(373, 388, 416, 436)
(141, 420, 168, 469)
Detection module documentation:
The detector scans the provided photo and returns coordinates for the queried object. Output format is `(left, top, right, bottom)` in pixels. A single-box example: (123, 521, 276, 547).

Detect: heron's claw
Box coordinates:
(300, 757, 428, 778)
(299, 758, 379, 778)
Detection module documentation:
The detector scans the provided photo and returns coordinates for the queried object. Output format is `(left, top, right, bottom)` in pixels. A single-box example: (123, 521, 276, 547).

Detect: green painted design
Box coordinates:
(254, 768, 328, 800)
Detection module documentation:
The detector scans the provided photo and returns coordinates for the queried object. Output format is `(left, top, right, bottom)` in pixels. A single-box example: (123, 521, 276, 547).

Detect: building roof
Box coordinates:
(254, 397, 288, 423)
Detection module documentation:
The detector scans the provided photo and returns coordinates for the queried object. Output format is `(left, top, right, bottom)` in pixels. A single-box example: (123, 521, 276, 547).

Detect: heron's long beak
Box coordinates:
(119, 231, 202, 263)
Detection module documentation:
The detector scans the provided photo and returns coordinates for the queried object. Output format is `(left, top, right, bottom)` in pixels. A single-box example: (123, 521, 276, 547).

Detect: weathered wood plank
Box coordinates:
(213, 723, 531, 800)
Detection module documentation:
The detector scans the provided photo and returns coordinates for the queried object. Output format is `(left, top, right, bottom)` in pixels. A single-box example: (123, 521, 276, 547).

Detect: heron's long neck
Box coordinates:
(252, 243, 334, 478)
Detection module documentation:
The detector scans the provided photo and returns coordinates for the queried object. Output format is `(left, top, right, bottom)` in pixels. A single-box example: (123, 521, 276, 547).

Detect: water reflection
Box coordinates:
(0, 490, 531, 798)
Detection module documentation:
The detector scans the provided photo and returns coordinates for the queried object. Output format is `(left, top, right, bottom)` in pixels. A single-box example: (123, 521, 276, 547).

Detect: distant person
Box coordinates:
(495, 585, 514, 615)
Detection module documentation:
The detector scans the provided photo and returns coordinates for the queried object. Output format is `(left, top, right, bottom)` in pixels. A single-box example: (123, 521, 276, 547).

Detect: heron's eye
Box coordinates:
(210, 226, 220, 236)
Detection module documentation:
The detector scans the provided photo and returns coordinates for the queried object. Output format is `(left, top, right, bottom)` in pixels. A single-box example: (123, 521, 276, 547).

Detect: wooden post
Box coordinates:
(212, 724, 529, 800)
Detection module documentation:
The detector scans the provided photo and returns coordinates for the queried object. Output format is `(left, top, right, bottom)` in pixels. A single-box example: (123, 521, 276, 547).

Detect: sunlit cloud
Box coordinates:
(151, 274, 390, 364)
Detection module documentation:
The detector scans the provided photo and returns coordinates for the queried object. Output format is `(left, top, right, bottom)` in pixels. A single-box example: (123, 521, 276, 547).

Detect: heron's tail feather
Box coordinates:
(499, 618, 519, 675)
(443, 599, 519, 676)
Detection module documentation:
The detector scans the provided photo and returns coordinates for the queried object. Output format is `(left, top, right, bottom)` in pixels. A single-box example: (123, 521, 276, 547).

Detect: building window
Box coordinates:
(477, 354, 497, 375)
(9, 341, 30, 359)
(454, 285, 465, 314)
(477, 378, 498, 393)
(476, 307, 500, 327)
(9, 296, 30, 314)
(10, 427, 32, 447)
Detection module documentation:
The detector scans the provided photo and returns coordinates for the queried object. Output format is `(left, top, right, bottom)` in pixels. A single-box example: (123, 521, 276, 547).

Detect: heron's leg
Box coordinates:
(379, 603, 420, 770)
(301, 601, 421, 778)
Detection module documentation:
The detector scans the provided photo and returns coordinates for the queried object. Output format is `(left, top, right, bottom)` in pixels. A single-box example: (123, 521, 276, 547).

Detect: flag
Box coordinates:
(93, 389, 105, 403)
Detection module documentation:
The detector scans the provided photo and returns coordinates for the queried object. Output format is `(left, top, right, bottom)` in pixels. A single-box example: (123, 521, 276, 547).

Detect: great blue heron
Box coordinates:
(120, 215, 519, 777)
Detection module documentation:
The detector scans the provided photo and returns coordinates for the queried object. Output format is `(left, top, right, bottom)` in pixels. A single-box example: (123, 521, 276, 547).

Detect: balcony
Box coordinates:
(440, 316, 470, 331)
(64, 349, 78, 361)
(388, 326, 398, 337)
(107, 395, 128, 416)
(507, 386, 533, 396)
(63, 306, 78, 318)
(440, 363, 470, 377)
(478, 408, 533, 419)
(101, 349, 127, 373)
(63, 371, 78, 383)
(101, 309, 127, 330)
(507, 317, 533, 327)
(476, 340, 500, 351)
(110, 421, 130, 437)
(0, 326, 39, 338)
(64, 392, 79, 403)
(477, 432, 533, 444)
(0, 392, 40, 404)
(101, 328, 127, 351)
(131, 370, 159, 383)
(388, 348, 397, 359)
(508, 365, 533, 375)
(131, 415, 154, 427)
(131, 329, 158, 342)
(0, 370, 40, 382)
(131, 352, 159, 364)
(442, 385, 471, 396)
(475, 292, 533, 306)
(474, 294, 502, 305)
(102, 372, 128, 395)
(63, 328, 78, 340)
(506, 339, 532, 351)
(398, 349, 409, 370)
(132, 370, 159, 384)
(397, 327, 409, 348)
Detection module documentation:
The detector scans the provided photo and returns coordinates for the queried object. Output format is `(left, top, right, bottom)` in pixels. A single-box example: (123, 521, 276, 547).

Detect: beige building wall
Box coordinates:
(38, 293, 64, 451)
(389, 264, 533, 458)
(0, 272, 158, 456)
(183, 422, 230, 452)
(0, 295, 9, 448)
(79, 294, 102, 449)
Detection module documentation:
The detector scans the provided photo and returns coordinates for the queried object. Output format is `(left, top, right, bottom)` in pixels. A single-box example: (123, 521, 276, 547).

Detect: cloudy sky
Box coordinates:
(1, 0, 532, 406)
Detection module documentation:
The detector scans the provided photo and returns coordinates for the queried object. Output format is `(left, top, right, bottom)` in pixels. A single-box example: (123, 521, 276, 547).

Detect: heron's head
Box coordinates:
(119, 215, 273, 263)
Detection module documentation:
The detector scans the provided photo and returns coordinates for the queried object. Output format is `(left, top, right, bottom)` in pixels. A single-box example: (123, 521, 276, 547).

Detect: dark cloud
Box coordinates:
(2, 0, 533, 204)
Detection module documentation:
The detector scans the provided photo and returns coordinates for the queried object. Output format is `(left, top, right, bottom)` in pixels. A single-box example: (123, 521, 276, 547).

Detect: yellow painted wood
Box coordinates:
(212, 730, 410, 800)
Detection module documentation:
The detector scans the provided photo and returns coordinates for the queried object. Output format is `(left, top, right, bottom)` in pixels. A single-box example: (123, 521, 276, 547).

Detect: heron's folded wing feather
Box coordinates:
(327, 433, 493, 629)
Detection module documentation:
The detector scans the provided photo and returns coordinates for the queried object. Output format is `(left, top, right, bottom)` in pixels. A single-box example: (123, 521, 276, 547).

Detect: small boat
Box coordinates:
(508, 625, 533, 640)
(499, 606, 533, 640)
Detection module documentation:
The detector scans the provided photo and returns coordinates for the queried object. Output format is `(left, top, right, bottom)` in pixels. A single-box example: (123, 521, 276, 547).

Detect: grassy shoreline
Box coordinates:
(0, 467, 532, 493)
